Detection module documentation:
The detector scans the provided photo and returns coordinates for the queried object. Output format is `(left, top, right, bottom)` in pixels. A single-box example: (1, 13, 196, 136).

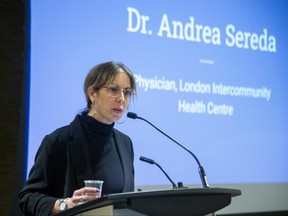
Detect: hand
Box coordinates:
(69, 187, 101, 206)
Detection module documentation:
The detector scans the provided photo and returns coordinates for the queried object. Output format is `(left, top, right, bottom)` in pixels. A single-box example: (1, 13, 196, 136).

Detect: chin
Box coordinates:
(113, 115, 123, 122)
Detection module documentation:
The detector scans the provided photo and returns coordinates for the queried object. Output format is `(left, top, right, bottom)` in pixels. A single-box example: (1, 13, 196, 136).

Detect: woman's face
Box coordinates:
(89, 72, 132, 124)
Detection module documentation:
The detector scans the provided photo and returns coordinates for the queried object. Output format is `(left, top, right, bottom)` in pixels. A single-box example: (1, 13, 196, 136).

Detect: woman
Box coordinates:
(19, 61, 137, 216)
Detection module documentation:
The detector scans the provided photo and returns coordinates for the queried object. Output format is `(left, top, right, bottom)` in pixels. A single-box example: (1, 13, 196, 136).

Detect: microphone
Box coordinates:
(140, 156, 177, 188)
(127, 112, 209, 188)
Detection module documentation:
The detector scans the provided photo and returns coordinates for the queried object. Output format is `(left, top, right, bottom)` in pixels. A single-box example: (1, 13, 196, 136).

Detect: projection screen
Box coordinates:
(27, 0, 288, 214)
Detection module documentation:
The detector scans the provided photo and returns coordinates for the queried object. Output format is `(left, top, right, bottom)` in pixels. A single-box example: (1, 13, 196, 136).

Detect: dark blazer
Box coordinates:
(19, 115, 135, 216)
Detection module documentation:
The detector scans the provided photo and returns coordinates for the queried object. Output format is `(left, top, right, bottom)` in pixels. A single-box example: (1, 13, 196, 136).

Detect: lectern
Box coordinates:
(55, 188, 241, 216)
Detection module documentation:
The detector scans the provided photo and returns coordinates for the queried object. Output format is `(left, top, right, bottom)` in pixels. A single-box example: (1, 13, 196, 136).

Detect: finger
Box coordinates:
(82, 187, 98, 195)
(79, 195, 85, 203)
(73, 188, 85, 196)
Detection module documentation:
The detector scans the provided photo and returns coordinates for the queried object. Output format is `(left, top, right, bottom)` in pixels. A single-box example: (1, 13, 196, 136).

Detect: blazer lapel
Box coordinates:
(68, 116, 94, 188)
(113, 130, 134, 192)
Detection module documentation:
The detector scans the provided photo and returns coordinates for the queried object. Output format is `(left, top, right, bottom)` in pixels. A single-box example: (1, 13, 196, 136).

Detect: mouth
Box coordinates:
(113, 107, 123, 114)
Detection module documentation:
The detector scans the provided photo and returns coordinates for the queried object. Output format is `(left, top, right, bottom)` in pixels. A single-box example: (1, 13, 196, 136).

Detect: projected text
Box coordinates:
(127, 7, 277, 53)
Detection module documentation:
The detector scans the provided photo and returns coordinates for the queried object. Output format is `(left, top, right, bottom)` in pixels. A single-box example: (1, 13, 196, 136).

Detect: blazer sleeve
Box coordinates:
(18, 128, 68, 216)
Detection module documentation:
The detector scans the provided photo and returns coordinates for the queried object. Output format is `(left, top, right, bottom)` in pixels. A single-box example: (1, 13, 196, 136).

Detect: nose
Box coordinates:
(117, 90, 125, 102)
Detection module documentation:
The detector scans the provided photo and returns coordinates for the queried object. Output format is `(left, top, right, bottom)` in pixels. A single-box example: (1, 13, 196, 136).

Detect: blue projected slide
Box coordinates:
(28, 0, 288, 187)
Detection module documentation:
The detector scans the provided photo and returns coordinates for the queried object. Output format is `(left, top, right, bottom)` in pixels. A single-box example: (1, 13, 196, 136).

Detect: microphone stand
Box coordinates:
(140, 156, 177, 188)
(128, 112, 210, 188)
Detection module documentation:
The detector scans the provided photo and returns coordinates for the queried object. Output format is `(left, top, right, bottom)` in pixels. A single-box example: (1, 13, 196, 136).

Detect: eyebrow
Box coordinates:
(110, 83, 132, 89)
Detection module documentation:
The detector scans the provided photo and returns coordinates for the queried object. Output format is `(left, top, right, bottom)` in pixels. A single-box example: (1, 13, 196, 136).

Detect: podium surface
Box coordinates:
(55, 188, 241, 216)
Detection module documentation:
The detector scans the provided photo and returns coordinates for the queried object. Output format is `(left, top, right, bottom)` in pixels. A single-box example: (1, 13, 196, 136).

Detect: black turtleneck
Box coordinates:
(79, 114, 124, 195)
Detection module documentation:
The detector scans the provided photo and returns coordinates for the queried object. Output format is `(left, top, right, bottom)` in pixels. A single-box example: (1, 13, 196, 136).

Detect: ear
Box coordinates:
(87, 86, 97, 102)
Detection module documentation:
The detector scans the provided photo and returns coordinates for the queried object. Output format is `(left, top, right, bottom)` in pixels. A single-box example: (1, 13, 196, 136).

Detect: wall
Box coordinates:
(0, 0, 26, 215)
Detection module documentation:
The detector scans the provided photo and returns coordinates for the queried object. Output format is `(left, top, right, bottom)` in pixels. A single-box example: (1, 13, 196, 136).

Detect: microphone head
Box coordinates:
(127, 112, 138, 119)
(140, 156, 155, 165)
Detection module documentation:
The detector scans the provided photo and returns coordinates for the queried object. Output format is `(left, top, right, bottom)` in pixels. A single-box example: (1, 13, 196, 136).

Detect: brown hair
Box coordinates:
(84, 61, 136, 109)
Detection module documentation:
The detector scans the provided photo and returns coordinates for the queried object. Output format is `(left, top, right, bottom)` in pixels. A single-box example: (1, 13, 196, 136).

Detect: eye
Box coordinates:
(109, 85, 119, 93)
(123, 89, 132, 97)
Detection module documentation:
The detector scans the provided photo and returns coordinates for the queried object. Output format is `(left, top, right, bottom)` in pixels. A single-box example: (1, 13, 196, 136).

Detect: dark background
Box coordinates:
(0, 0, 26, 215)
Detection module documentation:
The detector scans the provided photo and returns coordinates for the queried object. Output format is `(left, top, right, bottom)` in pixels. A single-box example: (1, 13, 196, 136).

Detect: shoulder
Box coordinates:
(37, 116, 83, 157)
(113, 128, 132, 142)
(46, 125, 70, 143)
(45, 115, 82, 144)
(35, 126, 70, 160)
(113, 128, 134, 154)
